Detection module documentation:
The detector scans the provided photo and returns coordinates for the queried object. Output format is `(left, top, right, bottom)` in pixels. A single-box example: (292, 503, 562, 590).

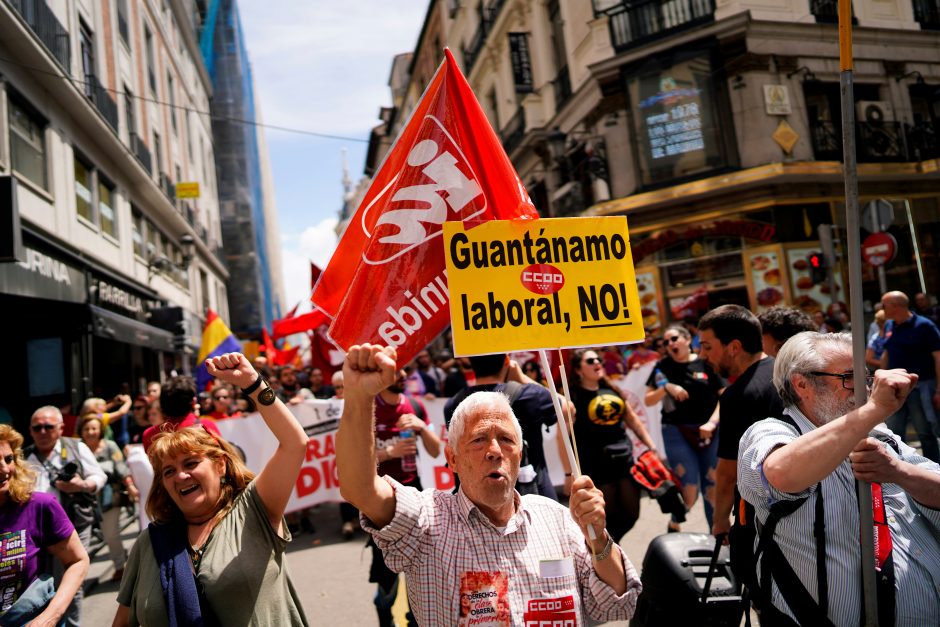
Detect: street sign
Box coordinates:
(175, 182, 201, 198)
(861, 231, 897, 266)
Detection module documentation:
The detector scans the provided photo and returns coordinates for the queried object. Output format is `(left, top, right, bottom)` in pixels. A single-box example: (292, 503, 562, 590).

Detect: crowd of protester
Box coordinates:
(2, 291, 939, 625)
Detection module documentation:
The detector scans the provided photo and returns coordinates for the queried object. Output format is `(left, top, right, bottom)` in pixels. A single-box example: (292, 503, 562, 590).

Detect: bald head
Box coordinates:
(881, 291, 911, 323)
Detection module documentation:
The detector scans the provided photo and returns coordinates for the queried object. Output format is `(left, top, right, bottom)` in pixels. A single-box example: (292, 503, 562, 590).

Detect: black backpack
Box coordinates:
(730, 416, 899, 626)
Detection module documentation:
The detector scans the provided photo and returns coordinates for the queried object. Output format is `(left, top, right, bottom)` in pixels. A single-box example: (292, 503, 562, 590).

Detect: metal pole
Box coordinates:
(904, 199, 927, 294)
(839, 1, 878, 624)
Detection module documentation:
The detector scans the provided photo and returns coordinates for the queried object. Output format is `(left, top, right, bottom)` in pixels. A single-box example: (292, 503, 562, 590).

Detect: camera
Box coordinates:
(55, 461, 79, 483)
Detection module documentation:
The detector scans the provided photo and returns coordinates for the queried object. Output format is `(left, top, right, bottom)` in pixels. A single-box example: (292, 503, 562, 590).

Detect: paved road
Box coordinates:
(83, 492, 711, 625)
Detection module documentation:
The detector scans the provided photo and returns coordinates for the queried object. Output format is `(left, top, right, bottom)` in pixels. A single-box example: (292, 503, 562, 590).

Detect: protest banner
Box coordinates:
(311, 49, 537, 365)
(214, 398, 455, 514)
(443, 216, 645, 355)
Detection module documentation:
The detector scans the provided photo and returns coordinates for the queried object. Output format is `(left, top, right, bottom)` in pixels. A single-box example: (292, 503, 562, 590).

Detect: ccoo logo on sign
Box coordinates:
(520, 264, 565, 295)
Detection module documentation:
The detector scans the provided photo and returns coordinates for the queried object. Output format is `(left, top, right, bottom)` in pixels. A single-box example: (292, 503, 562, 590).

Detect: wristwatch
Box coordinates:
(592, 531, 614, 561)
(242, 376, 276, 406)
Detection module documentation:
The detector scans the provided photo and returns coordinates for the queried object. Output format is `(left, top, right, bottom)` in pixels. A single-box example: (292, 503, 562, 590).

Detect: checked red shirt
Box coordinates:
(362, 477, 642, 626)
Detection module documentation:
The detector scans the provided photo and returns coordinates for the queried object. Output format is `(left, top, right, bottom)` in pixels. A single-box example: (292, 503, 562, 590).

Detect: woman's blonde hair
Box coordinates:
(146, 427, 254, 525)
(79, 397, 106, 415)
(0, 425, 37, 504)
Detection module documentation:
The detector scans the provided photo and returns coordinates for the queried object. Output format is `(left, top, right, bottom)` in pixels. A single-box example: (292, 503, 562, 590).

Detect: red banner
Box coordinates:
(312, 48, 538, 364)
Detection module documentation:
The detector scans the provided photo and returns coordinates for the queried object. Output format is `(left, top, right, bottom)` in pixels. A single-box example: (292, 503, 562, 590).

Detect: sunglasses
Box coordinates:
(31, 423, 58, 432)
(664, 336, 682, 344)
(583, 357, 602, 365)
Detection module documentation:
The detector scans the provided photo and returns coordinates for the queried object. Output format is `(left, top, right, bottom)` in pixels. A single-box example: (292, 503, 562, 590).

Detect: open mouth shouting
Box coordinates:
(179, 484, 201, 497)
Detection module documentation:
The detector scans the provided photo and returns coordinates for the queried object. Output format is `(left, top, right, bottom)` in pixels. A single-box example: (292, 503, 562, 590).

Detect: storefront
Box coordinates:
(0, 229, 177, 432)
(617, 193, 940, 333)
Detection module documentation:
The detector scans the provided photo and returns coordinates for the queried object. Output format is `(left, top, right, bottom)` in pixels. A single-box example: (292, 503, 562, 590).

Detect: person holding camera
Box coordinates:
(24, 405, 106, 627)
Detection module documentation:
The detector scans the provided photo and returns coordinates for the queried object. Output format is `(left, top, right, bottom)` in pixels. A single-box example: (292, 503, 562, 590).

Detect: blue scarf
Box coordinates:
(148, 522, 203, 627)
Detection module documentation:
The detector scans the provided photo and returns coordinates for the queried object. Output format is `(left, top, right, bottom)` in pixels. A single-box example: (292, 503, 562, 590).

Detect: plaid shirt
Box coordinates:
(363, 477, 641, 626)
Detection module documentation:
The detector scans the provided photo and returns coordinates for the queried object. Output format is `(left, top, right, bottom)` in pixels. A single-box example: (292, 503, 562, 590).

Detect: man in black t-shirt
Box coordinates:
(698, 305, 785, 538)
(443, 353, 564, 500)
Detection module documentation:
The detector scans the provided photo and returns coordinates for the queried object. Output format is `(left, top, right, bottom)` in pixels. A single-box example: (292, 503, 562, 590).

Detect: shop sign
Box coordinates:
(91, 277, 160, 320)
(632, 219, 776, 262)
(0, 245, 86, 303)
(763, 85, 792, 115)
(175, 182, 200, 198)
(861, 232, 897, 266)
(444, 217, 645, 355)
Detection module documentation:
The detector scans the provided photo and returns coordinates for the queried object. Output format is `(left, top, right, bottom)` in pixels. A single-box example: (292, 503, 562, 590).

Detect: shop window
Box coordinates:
(74, 155, 94, 222)
(625, 49, 735, 188)
(131, 208, 145, 257)
(8, 95, 48, 190)
(99, 177, 117, 238)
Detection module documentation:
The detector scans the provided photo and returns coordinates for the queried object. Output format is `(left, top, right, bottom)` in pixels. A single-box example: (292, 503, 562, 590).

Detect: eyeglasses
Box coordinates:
(808, 370, 874, 390)
(31, 423, 58, 432)
(664, 336, 682, 344)
(583, 357, 602, 365)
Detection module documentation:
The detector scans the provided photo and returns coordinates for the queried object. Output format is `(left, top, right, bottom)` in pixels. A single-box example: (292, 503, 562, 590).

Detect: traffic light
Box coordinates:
(807, 252, 827, 284)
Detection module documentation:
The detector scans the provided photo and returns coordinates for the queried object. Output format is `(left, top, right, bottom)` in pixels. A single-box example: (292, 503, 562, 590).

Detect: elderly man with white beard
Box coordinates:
(737, 331, 940, 626)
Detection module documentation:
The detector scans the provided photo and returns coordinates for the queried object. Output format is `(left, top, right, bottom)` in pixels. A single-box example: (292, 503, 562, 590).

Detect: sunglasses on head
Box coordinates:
(583, 357, 602, 365)
(31, 423, 58, 432)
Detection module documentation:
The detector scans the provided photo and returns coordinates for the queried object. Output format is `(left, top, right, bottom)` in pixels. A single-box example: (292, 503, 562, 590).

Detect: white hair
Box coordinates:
(31, 405, 63, 424)
(773, 331, 852, 406)
(448, 391, 523, 453)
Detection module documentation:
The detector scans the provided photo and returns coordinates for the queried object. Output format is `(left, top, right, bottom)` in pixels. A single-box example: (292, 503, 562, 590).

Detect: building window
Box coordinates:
(124, 86, 136, 137)
(153, 131, 162, 173)
(9, 96, 48, 190)
(132, 208, 145, 257)
(167, 72, 177, 133)
(99, 177, 116, 237)
(80, 20, 96, 92)
(74, 156, 94, 222)
(185, 112, 193, 160)
(117, 0, 130, 48)
(145, 25, 156, 93)
(147, 221, 160, 259)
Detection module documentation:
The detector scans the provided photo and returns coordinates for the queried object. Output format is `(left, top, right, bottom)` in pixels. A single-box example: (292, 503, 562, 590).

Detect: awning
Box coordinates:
(89, 305, 175, 352)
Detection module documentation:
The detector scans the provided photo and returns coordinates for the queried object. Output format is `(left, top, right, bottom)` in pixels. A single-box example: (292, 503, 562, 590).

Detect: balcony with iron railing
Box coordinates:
(461, 0, 509, 73)
(906, 120, 939, 160)
(913, 0, 940, 29)
(810, 120, 913, 162)
(84, 73, 119, 131)
(129, 132, 152, 174)
(597, 0, 715, 51)
(500, 107, 526, 155)
(6, 0, 71, 69)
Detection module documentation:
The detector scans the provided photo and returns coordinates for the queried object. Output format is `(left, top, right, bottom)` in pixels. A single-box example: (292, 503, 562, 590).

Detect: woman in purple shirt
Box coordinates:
(0, 425, 89, 626)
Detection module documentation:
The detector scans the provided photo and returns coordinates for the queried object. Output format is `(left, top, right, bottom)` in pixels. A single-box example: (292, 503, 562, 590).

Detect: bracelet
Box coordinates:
(241, 375, 263, 395)
(592, 531, 614, 561)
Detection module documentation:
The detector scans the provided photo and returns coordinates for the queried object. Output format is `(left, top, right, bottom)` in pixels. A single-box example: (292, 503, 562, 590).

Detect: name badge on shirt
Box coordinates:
(539, 556, 575, 579)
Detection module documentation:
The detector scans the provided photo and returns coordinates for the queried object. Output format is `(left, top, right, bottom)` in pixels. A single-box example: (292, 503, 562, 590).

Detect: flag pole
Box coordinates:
(839, 1, 878, 624)
(538, 349, 597, 542)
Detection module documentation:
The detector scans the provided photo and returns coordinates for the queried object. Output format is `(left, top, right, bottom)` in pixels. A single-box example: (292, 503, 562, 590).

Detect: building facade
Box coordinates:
(369, 0, 940, 332)
(0, 0, 229, 428)
(197, 0, 284, 337)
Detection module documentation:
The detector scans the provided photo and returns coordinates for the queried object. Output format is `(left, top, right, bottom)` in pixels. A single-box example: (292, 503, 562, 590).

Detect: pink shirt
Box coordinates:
(363, 477, 641, 626)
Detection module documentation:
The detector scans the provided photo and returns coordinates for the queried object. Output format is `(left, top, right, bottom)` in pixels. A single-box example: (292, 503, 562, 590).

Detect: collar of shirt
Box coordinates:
(782, 405, 817, 434)
(455, 486, 527, 534)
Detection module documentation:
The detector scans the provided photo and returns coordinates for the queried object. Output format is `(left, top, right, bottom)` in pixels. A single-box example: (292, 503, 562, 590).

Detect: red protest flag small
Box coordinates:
(312, 48, 538, 364)
(309, 262, 322, 301)
(272, 308, 329, 340)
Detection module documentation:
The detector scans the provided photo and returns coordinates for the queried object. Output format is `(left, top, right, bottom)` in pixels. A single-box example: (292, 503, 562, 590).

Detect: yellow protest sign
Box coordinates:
(443, 217, 645, 355)
(175, 182, 201, 198)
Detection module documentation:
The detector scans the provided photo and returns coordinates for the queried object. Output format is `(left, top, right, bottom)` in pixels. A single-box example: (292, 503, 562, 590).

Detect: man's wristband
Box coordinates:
(592, 531, 614, 561)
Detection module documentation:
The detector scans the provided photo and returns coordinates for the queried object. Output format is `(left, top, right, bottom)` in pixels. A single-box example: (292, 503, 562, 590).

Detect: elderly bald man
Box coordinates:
(336, 344, 641, 626)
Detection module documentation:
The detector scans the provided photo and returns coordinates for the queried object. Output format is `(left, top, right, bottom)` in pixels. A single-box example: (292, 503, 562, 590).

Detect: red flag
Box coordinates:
(272, 308, 329, 340)
(307, 326, 343, 378)
(261, 328, 278, 362)
(312, 49, 538, 364)
(310, 263, 322, 300)
(273, 344, 300, 367)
